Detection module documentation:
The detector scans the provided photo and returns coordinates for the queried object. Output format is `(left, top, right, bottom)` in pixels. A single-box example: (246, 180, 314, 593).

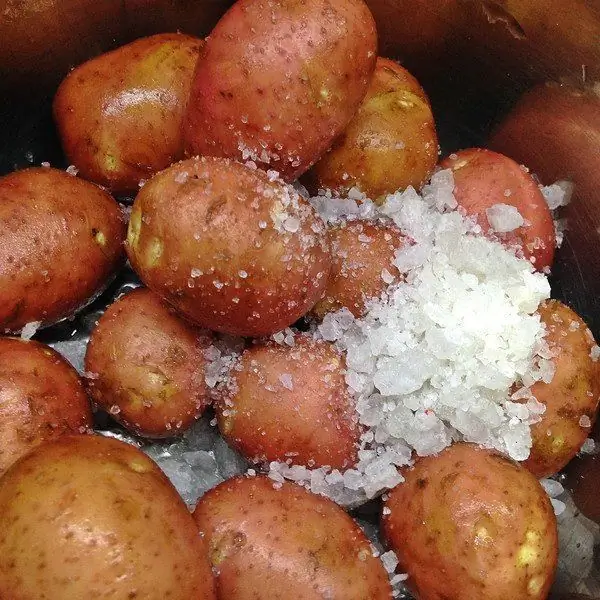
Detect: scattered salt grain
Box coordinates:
(540, 478, 564, 498)
(65, 165, 79, 176)
(20, 321, 41, 340)
(579, 415, 592, 428)
(590, 345, 600, 361)
(541, 181, 574, 210)
(486, 203, 525, 232)
(551, 498, 567, 516)
(580, 438, 596, 454)
(174, 171, 189, 184)
(381, 551, 399, 574)
(41, 161, 50, 168)
(278, 373, 294, 390)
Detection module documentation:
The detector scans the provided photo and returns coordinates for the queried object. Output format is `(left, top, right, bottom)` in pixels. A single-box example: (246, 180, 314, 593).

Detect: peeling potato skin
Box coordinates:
(522, 300, 600, 478)
(0, 338, 92, 477)
(0, 435, 217, 600)
(126, 157, 331, 337)
(0, 168, 126, 332)
(53, 33, 203, 195)
(84, 287, 214, 438)
(382, 443, 558, 600)
(217, 334, 360, 469)
(193, 475, 392, 600)
(184, 0, 377, 182)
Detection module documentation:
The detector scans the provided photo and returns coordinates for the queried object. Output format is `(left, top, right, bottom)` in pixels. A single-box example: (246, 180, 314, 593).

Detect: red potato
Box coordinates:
(382, 443, 558, 600)
(126, 157, 331, 337)
(0, 167, 125, 332)
(84, 287, 215, 438)
(0, 338, 92, 476)
(440, 148, 555, 271)
(217, 334, 360, 470)
(184, 0, 377, 182)
(193, 475, 392, 600)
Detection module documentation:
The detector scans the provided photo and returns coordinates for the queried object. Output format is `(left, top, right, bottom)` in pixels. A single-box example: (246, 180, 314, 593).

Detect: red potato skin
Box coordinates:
(382, 443, 558, 600)
(217, 334, 360, 469)
(84, 287, 215, 438)
(126, 157, 331, 337)
(0, 168, 126, 332)
(440, 148, 555, 271)
(184, 0, 378, 182)
(0, 338, 92, 476)
(193, 476, 392, 600)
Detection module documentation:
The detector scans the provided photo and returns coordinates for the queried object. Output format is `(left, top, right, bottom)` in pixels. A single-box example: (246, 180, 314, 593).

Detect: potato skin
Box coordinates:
(85, 287, 215, 438)
(382, 443, 558, 600)
(0, 435, 217, 600)
(126, 157, 331, 337)
(0, 168, 125, 332)
(193, 475, 392, 600)
(54, 33, 203, 194)
(305, 57, 438, 200)
(184, 0, 377, 182)
(0, 338, 92, 476)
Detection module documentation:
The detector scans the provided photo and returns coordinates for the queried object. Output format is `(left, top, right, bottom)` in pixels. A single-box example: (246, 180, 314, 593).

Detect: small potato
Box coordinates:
(54, 33, 203, 194)
(312, 220, 405, 318)
(382, 443, 558, 600)
(126, 157, 331, 337)
(0, 168, 125, 332)
(520, 300, 600, 478)
(440, 148, 555, 271)
(85, 287, 215, 438)
(184, 0, 377, 182)
(305, 57, 438, 200)
(217, 334, 360, 469)
(193, 475, 392, 600)
(0, 338, 92, 476)
(0, 435, 217, 600)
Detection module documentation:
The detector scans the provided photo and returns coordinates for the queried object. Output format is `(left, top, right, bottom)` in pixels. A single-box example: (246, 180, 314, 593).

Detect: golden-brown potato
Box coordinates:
(193, 475, 392, 600)
(184, 0, 377, 182)
(126, 157, 331, 337)
(0, 435, 217, 600)
(0, 338, 92, 476)
(53, 33, 203, 194)
(382, 443, 558, 600)
(312, 220, 405, 318)
(84, 287, 215, 438)
(0, 167, 125, 332)
(217, 334, 360, 470)
(305, 57, 438, 200)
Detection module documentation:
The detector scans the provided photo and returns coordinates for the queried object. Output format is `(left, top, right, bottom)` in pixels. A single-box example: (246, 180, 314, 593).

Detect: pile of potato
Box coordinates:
(0, 0, 599, 598)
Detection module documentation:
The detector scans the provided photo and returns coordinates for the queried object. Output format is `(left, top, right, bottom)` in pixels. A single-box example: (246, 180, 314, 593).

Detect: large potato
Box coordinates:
(54, 33, 203, 194)
(0, 338, 92, 476)
(193, 475, 391, 599)
(0, 168, 125, 332)
(184, 0, 377, 182)
(126, 157, 331, 337)
(0, 435, 217, 600)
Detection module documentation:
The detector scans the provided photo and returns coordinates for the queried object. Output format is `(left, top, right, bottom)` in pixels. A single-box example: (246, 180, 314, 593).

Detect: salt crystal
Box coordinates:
(551, 498, 566, 516)
(278, 373, 294, 390)
(381, 551, 399, 574)
(20, 321, 41, 340)
(540, 478, 564, 498)
(590, 345, 600, 361)
(486, 204, 524, 232)
(579, 415, 592, 428)
(65, 165, 79, 176)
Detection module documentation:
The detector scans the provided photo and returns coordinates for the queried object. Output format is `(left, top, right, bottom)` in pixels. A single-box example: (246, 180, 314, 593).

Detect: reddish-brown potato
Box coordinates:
(126, 157, 331, 337)
(217, 334, 360, 469)
(0, 435, 216, 600)
(312, 220, 405, 318)
(382, 443, 558, 600)
(564, 453, 600, 524)
(54, 33, 203, 194)
(84, 287, 215, 438)
(184, 0, 377, 182)
(305, 57, 438, 200)
(193, 475, 391, 600)
(0, 338, 92, 476)
(440, 148, 555, 271)
(0, 168, 125, 332)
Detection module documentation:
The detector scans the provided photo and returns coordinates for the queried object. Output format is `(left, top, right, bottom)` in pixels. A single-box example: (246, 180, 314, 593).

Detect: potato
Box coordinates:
(217, 334, 360, 469)
(193, 475, 391, 599)
(312, 220, 405, 318)
(0, 435, 217, 600)
(440, 148, 555, 271)
(0, 338, 92, 476)
(126, 157, 331, 337)
(0, 167, 125, 332)
(382, 442, 558, 600)
(85, 287, 215, 438)
(54, 33, 203, 194)
(564, 453, 600, 524)
(519, 300, 600, 478)
(184, 0, 377, 182)
(305, 57, 438, 200)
